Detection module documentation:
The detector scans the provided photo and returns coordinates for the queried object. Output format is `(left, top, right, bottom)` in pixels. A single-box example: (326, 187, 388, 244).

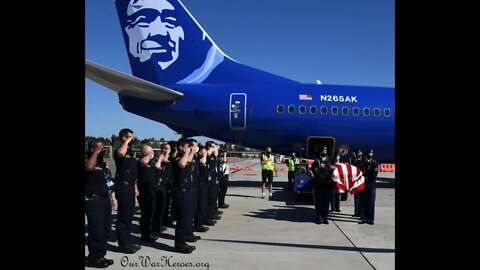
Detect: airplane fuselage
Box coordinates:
(119, 83, 394, 162)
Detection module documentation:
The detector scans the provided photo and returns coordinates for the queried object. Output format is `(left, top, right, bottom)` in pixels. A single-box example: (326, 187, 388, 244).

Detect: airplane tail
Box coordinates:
(115, 0, 298, 85)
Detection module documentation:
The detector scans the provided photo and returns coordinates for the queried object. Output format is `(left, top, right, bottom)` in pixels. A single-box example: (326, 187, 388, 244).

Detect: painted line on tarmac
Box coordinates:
(332, 219, 377, 270)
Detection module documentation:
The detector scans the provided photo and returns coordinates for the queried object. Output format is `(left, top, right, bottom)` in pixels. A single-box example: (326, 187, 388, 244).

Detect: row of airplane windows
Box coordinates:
(277, 105, 391, 117)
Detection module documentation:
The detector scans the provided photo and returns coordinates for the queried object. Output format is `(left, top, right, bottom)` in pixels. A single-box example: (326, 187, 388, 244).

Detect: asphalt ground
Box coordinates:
(86, 158, 394, 270)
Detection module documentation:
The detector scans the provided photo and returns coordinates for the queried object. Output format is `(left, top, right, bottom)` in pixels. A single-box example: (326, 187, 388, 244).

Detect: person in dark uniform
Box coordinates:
(163, 142, 175, 227)
(311, 146, 333, 224)
(85, 139, 114, 268)
(194, 146, 210, 232)
(137, 143, 160, 242)
(186, 138, 202, 243)
(113, 128, 141, 254)
(359, 149, 379, 225)
(152, 143, 172, 234)
(205, 141, 221, 223)
(166, 141, 178, 225)
(352, 149, 365, 218)
(172, 139, 196, 253)
(330, 153, 341, 212)
(217, 150, 230, 208)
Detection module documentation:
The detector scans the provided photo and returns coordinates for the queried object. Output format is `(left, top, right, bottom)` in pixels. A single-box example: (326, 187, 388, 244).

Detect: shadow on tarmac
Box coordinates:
(205, 239, 395, 253)
(243, 205, 314, 223)
(226, 193, 258, 199)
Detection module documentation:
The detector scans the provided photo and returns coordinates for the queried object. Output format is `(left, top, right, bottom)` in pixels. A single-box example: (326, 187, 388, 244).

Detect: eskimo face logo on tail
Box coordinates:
(124, 0, 184, 70)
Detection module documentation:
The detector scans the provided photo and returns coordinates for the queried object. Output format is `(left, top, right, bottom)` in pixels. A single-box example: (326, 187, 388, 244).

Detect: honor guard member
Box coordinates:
(359, 149, 379, 225)
(261, 147, 275, 199)
(205, 141, 221, 223)
(166, 141, 178, 224)
(217, 150, 230, 208)
(162, 142, 175, 227)
(172, 139, 196, 254)
(137, 143, 160, 242)
(186, 139, 202, 243)
(153, 143, 172, 233)
(194, 146, 210, 232)
(85, 140, 114, 268)
(114, 128, 141, 254)
(330, 153, 342, 212)
(311, 146, 333, 224)
(352, 149, 365, 218)
(286, 153, 300, 191)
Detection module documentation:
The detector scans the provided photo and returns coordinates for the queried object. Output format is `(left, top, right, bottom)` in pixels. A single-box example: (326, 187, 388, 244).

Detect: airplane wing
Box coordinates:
(85, 60, 184, 101)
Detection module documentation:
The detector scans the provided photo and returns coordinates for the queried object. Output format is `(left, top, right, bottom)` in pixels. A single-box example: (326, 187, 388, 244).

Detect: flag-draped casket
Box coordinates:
(330, 163, 365, 194)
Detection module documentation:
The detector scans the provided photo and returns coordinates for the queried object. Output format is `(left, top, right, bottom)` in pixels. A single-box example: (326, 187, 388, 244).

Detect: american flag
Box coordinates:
(299, 94, 312, 100)
(331, 163, 365, 194)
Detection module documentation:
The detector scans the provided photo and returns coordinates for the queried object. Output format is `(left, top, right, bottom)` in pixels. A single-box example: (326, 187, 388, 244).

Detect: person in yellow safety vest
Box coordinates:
(260, 146, 275, 199)
(286, 153, 300, 191)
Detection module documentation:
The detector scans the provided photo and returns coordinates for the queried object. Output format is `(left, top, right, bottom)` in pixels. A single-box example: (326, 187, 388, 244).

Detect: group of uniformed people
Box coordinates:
(308, 146, 378, 225)
(85, 128, 231, 268)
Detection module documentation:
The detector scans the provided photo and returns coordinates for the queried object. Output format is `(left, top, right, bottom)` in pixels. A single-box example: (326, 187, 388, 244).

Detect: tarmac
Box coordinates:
(86, 158, 395, 270)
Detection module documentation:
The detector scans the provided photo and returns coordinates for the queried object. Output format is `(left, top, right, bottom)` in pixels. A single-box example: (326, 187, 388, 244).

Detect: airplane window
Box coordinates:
(363, 107, 370, 116)
(321, 106, 327, 115)
(353, 107, 359, 116)
(310, 106, 317, 114)
(277, 105, 284, 113)
(342, 107, 349, 115)
(288, 105, 295, 114)
(332, 106, 338, 115)
(374, 108, 380, 117)
(299, 105, 306, 114)
(384, 108, 391, 117)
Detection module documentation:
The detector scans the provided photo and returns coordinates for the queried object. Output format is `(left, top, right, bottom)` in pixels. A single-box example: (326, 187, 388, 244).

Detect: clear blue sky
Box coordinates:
(86, 0, 394, 143)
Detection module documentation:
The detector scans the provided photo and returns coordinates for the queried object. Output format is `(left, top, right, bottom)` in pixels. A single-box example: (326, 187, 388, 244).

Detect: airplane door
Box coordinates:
(229, 93, 247, 129)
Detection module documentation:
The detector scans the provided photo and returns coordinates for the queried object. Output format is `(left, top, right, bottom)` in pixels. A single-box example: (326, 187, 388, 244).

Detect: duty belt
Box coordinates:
(85, 194, 108, 201)
(116, 180, 133, 186)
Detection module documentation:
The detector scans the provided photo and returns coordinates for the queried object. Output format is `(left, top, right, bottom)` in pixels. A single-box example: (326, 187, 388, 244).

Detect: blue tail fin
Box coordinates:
(115, 0, 298, 85)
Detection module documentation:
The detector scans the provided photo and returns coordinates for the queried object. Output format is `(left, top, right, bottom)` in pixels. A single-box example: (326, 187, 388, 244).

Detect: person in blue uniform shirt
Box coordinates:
(217, 150, 230, 208)
(359, 149, 379, 225)
(85, 140, 114, 268)
(152, 143, 172, 234)
(113, 128, 141, 254)
(194, 146, 210, 233)
(137, 143, 161, 242)
(172, 138, 196, 253)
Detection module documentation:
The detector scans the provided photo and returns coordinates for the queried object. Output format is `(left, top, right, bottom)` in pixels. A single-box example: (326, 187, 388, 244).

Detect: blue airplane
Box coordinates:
(85, 0, 394, 162)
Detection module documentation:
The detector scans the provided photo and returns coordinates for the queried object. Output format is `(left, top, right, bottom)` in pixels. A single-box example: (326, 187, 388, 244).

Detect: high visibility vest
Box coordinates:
(288, 158, 300, 171)
(261, 154, 275, 171)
